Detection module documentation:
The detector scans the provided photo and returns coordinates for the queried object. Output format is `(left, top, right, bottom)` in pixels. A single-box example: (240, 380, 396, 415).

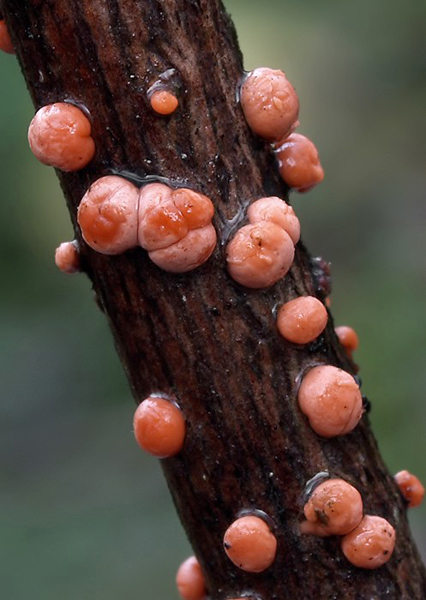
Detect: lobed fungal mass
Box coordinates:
(176, 556, 206, 600)
(54, 241, 80, 274)
(341, 515, 396, 569)
(0, 20, 14, 54)
(247, 196, 300, 244)
(394, 470, 425, 508)
(223, 515, 277, 573)
(277, 296, 328, 345)
(133, 396, 186, 458)
(274, 133, 324, 192)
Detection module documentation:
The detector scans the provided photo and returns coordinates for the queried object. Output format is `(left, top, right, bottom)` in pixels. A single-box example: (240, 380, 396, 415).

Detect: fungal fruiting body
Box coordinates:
(138, 183, 216, 273)
(77, 176, 139, 254)
(240, 67, 299, 141)
(176, 556, 206, 600)
(298, 365, 363, 437)
(301, 478, 363, 536)
(223, 515, 277, 573)
(28, 103, 95, 171)
(341, 515, 396, 569)
(335, 326, 359, 357)
(275, 133, 324, 192)
(277, 296, 328, 344)
(150, 89, 179, 115)
(395, 470, 425, 508)
(247, 196, 300, 244)
(133, 397, 185, 458)
(55, 241, 80, 274)
(0, 20, 14, 54)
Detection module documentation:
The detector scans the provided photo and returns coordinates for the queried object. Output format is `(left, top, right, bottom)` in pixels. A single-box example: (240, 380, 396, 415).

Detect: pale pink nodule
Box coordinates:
(394, 470, 425, 508)
(247, 196, 300, 244)
(150, 89, 179, 115)
(240, 68, 299, 142)
(176, 556, 206, 600)
(226, 222, 294, 289)
(55, 241, 80, 274)
(77, 176, 139, 255)
(223, 515, 277, 573)
(277, 296, 328, 344)
(275, 133, 324, 192)
(341, 515, 396, 569)
(298, 365, 363, 437)
(335, 325, 359, 356)
(28, 103, 95, 171)
(0, 20, 14, 54)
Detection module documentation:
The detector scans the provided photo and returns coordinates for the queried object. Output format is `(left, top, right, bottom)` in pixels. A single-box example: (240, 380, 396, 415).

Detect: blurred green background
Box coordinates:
(1, 1, 425, 597)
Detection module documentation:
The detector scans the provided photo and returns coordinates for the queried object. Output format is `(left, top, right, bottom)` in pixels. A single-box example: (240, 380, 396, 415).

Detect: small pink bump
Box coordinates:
(77, 176, 139, 255)
(247, 196, 300, 244)
(301, 478, 363, 537)
(298, 365, 363, 437)
(394, 470, 425, 508)
(275, 133, 324, 192)
(150, 89, 179, 115)
(335, 326, 359, 356)
(277, 296, 328, 344)
(176, 556, 206, 600)
(223, 515, 277, 573)
(28, 103, 95, 171)
(226, 221, 294, 289)
(0, 20, 14, 54)
(55, 241, 80, 274)
(240, 67, 299, 142)
(133, 397, 186, 458)
(341, 515, 396, 569)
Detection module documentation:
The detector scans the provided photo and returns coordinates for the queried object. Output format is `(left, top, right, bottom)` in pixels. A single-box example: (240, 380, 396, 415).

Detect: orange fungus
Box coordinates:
(335, 326, 359, 356)
(133, 397, 186, 458)
(0, 20, 14, 54)
(55, 241, 80, 274)
(247, 196, 300, 244)
(341, 515, 396, 569)
(176, 556, 206, 600)
(150, 89, 179, 115)
(277, 296, 328, 344)
(394, 470, 425, 508)
(223, 515, 277, 573)
(275, 133, 324, 192)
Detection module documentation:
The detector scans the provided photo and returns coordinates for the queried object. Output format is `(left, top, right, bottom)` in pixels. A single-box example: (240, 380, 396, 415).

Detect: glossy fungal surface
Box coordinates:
(133, 396, 185, 458)
(395, 470, 425, 508)
(55, 241, 80, 274)
(277, 296, 328, 344)
(150, 89, 179, 115)
(341, 515, 396, 569)
(298, 365, 363, 437)
(77, 176, 139, 254)
(240, 67, 299, 141)
(247, 196, 300, 244)
(301, 478, 363, 536)
(223, 515, 277, 573)
(335, 326, 359, 356)
(176, 556, 206, 600)
(28, 103, 95, 171)
(226, 222, 294, 289)
(275, 133, 324, 192)
(0, 20, 14, 54)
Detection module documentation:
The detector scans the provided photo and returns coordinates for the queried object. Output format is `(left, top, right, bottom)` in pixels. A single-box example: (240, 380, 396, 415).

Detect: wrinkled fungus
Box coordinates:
(55, 241, 80, 274)
(301, 478, 363, 536)
(247, 196, 300, 244)
(341, 515, 396, 569)
(133, 396, 186, 458)
(0, 20, 14, 54)
(176, 556, 206, 600)
(28, 103, 95, 171)
(240, 67, 299, 141)
(150, 89, 179, 115)
(77, 176, 139, 254)
(275, 133, 324, 192)
(226, 222, 294, 289)
(395, 470, 425, 508)
(277, 296, 328, 344)
(335, 326, 359, 356)
(223, 515, 277, 573)
(298, 365, 363, 437)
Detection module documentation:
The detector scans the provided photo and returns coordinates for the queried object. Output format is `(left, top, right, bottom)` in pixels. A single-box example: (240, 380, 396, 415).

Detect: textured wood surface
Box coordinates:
(2, 1, 426, 597)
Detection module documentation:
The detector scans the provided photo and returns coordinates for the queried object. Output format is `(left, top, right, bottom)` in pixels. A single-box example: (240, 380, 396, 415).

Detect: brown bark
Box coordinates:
(3, 1, 426, 598)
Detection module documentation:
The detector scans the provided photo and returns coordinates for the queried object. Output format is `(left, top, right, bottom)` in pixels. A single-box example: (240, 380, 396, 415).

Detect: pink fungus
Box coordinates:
(277, 296, 328, 344)
(335, 325, 359, 356)
(223, 515, 277, 573)
(394, 470, 425, 508)
(247, 196, 300, 244)
(275, 133, 324, 192)
(0, 20, 14, 54)
(226, 222, 294, 289)
(150, 89, 179, 115)
(298, 365, 363, 437)
(176, 556, 206, 600)
(133, 397, 186, 458)
(77, 176, 139, 254)
(28, 103, 95, 171)
(301, 478, 363, 537)
(341, 515, 396, 569)
(55, 241, 80, 274)
(240, 67, 299, 142)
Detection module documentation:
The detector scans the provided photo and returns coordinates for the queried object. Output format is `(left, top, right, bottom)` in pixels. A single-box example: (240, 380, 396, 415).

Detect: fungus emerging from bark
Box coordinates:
(223, 515, 277, 573)
(301, 478, 363, 536)
(133, 397, 186, 458)
(77, 176, 139, 255)
(0, 20, 14, 54)
(394, 470, 425, 508)
(28, 103, 95, 171)
(298, 365, 363, 437)
(54, 241, 80, 274)
(277, 296, 328, 344)
(341, 515, 396, 569)
(176, 556, 206, 600)
(150, 89, 179, 115)
(335, 325, 359, 356)
(275, 133, 324, 192)
(247, 196, 300, 244)
(240, 67, 299, 142)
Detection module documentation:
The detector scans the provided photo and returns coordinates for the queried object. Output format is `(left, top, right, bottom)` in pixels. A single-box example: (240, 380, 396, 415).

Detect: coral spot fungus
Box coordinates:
(394, 470, 425, 508)
(133, 397, 186, 458)
(223, 515, 277, 573)
(275, 133, 324, 192)
(247, 196, 300, 244)
(277, 296, 328, 344)
(341, 515, 396, 569)
(0, 20, 14, 54)
(176, 556, 206, 600)
(150, 89, 179, 115)
(55, 241, 80, 274)
(335, 326, 359, 356)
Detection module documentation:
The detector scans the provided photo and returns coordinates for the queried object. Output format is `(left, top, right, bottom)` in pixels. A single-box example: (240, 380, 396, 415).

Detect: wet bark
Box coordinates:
(2, 0, 426, 598)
